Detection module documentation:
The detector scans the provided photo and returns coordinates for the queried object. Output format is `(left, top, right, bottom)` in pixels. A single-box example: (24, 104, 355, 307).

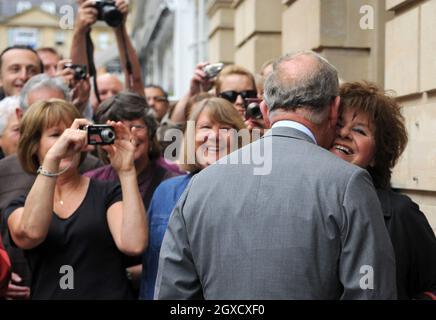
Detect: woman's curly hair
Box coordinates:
(339, 81, 408, 188)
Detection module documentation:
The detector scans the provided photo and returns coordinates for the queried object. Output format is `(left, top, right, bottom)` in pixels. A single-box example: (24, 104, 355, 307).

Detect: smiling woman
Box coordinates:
(4, 99, 148, 299)
(330, 81, 436, 299)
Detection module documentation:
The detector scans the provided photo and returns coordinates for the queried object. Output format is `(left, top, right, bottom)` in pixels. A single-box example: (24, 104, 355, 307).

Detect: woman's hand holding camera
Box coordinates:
(189, 62, 214, 96)
(44, 119, 92, 165)
(115, 0, 129, 24)
(102, 121, 136, 175)
(76, 0, 98, 33)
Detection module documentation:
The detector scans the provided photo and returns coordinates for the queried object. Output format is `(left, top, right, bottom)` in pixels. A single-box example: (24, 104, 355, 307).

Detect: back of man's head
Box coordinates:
(20, 74, 70, 112)
(264, 51, 339, 125)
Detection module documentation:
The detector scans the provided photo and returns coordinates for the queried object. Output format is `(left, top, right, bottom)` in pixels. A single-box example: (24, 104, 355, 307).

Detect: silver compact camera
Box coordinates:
(203, 63, 224, 79)
(84, 125, 116, 145)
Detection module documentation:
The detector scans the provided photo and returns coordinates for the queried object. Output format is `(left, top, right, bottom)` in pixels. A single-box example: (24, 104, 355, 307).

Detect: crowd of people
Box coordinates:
(0, 0, 435, 300)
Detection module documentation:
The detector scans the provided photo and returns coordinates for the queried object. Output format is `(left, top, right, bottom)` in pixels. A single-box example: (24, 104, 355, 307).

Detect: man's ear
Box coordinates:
(260, 101, 271, 129)
(15, 108, 24, 121)
(329, 96, 340, 129)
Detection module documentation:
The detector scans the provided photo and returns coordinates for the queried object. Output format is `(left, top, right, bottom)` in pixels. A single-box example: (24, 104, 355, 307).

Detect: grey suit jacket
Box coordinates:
(154, 127, 397, 300)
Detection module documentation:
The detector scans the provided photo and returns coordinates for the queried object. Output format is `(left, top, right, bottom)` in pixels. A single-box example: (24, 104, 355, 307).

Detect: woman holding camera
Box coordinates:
(4, 99, 147, 299)
(330, 81, 436, 299)
(139, 97, 247, 299)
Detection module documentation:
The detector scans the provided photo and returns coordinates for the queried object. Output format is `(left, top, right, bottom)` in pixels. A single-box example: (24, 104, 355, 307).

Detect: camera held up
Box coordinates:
(63, 63, 87, 81)
(83, 125, 116, 145)
(203, 63, 224, 79)
(244, 98, 263, 120)
(94, 0, 123, 28)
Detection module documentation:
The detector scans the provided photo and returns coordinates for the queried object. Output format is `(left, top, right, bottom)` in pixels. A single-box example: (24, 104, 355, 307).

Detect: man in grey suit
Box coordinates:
(154, 51, 397, 299)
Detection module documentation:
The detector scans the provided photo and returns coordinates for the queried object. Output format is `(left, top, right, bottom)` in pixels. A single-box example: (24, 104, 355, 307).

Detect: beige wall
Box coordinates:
(207, 0, 282, 73)
(207, 0, 235, 64)
(233, 0, 281, 73)
(282, 0, 386, 85)
(387, 0, 436, 232)
(208, 0, 235, 65)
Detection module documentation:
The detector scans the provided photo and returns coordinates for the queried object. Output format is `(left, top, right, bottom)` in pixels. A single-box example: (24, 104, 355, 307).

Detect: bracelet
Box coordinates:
(37, 164, 71, 178)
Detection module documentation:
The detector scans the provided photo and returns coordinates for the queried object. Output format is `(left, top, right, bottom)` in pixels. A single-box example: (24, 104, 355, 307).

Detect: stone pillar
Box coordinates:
(233, 0, 282, 73)
(386, 0, 436, 232)
(207, 0, 236, 65)
(282, 0, 386, 86)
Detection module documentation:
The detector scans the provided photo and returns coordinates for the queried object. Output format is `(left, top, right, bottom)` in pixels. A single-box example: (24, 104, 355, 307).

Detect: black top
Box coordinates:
(4, 179, 134, 300)
(378, 188, 436, 299)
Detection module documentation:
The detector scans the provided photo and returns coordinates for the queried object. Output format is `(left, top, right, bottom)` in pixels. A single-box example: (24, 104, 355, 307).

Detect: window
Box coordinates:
(98, 33, 110, 50)
(16, 1, 32, 13)
(41, 2, 56, 15)
(55, 31, 65, 46)
(8, 28, 39, 49)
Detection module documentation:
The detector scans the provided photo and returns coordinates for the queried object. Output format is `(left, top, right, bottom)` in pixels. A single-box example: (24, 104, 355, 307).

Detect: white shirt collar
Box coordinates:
(271, 120, 317, 144)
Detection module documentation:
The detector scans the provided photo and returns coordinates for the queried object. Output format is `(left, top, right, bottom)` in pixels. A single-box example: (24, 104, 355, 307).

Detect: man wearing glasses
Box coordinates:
(144, 85, 185, 153)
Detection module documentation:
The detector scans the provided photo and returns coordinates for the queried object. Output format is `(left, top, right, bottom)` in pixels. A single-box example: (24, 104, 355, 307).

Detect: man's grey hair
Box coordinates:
(19, 74, 70, 112)
(0, 96, 19, 136)
(263, 51, 339, 124)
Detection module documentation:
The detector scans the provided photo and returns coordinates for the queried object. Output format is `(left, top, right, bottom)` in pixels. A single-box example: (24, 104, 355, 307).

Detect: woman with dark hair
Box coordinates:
(4, 99, 147, 299)
(139, 97, 248, 299)
(330, 81, 436, 299)
(85, 92, 182, 294)
(85, 92, 182, 209)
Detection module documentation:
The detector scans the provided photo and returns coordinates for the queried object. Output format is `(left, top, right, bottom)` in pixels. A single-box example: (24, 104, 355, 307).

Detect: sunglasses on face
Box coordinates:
(219, 90, 257, 103)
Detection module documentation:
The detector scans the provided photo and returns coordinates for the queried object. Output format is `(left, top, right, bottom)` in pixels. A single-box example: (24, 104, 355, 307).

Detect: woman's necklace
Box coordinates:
(55, 179, 82, 206)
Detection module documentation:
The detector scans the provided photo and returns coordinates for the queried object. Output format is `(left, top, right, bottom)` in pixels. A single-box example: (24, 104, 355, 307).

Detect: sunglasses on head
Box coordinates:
(219, 90, 257, 103)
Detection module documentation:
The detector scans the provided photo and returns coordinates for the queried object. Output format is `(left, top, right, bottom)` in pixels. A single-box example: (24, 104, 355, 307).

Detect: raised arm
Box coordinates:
(71, 0, 97, 69)
(105, 121, 148, 256)
(170, 62, 213, 124)
(7, 119, 90, 250)
(114, 0, 145, 97)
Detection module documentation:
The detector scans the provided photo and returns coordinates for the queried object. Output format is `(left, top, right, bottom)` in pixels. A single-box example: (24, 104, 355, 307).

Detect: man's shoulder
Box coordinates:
(0, 155, 22, 171)
(0, 155, 34, 187)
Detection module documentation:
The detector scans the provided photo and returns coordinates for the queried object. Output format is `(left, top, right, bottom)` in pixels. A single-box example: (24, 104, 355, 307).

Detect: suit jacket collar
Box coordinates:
(262, 126, 317, 145)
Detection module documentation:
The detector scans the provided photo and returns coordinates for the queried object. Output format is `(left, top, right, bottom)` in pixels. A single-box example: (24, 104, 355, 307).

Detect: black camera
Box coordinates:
(84, 125, 116, 145)
(63, 63, 87, 81)
(94, 0, 123, 28)
(244, 98, 263, 120)
(203, 63, 224, 79)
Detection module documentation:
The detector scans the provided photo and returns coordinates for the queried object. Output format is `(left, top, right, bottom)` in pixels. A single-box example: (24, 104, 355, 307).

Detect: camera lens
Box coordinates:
(101, 128, 116, 144)
(102, 5, 123, 27)
(246, 103, 262, 120)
